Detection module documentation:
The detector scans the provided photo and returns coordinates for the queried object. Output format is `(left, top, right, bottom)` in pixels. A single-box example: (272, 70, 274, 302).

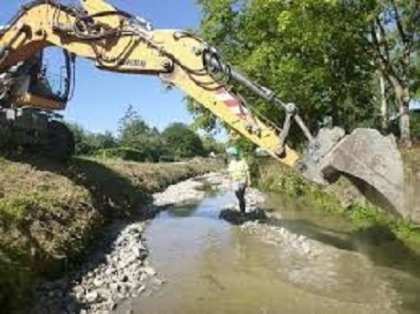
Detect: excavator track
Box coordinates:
(0, 107, 74, 161)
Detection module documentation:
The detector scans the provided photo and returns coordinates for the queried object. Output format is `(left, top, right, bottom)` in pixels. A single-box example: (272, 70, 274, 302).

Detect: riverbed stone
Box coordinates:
(142, 266, 157, 276)
(93, 278, 104, 288)
(73, 285, 84, 297)
(85, 291, 98, 303)
(138, 285, 146, 294)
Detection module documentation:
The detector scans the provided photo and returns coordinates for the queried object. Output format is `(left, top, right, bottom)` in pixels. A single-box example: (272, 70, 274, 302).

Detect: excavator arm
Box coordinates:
(0, 0, 406, 215)
(0, 0, 300, 166)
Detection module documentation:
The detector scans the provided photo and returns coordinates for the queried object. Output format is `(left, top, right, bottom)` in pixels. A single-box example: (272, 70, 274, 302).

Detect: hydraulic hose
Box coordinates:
(203, 48, 316, 144)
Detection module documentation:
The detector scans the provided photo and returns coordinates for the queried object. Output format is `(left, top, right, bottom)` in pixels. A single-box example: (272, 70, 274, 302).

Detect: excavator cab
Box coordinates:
(13, 48, 74, 110)
(0, 48, 75, 161)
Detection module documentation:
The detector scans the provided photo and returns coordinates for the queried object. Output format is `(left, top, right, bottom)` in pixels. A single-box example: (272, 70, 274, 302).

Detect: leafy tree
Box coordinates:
(191, 0, 419, 147)
(410, 112, 420, 140)
(90, 131, 118, 150)
(364, 0, 419, 146)
(66, 123, 118, 156)
(162, 123, 206, 159)
(66, 106, 209, 161)
(191, 0, 378, 146)
(201, 134, 225, 154)
(118, 105, 151, 147)
(117, 105, 167, 161)
(66, 123, 91, 155)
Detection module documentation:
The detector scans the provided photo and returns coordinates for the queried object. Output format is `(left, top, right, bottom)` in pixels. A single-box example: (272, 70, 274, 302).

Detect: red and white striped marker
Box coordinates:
(215, 88, 250, 119)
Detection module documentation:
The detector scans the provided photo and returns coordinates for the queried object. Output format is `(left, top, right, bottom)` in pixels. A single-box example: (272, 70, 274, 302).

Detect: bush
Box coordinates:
(162, 123, 206, 159)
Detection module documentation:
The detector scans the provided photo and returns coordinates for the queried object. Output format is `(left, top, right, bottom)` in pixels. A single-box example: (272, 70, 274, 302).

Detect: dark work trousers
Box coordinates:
(234, 182, 247, 213)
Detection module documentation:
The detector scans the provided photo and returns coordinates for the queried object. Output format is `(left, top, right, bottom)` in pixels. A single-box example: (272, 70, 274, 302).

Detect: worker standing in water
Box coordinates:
(227, 147, 251, 213)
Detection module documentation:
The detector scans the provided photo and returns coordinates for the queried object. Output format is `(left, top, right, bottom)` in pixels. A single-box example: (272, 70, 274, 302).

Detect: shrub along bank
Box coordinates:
(0, 156, 221, 312)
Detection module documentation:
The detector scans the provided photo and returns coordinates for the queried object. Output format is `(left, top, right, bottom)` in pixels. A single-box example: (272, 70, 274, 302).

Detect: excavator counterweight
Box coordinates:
(0, 0, 406, 216)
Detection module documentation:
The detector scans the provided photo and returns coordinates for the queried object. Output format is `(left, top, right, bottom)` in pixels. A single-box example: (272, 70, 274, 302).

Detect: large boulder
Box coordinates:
(298, 127, 406, 217)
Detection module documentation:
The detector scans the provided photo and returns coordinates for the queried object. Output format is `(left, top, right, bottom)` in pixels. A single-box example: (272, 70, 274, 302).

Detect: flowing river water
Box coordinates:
(117, 174, 420, 314)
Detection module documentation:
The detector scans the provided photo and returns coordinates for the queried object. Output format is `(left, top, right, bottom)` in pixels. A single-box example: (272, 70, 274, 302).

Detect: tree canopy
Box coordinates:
(66, 105, 217, 162)
(190, 0, 419, 146)
(162, 122, 206, 159)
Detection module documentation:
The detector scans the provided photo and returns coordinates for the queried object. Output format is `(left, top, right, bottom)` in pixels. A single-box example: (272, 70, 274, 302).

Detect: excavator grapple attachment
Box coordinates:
(297, 127, 406, 216)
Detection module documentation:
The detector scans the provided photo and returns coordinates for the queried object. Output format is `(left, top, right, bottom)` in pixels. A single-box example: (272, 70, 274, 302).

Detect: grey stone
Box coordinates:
(105, 267, 115, 277)
(97, 288, 112, 299)
(109, 302, 118, 311)
(326, 129, 405, 216)
(109, 282, 119, 295)
(142, 267, 156, 276)
(86, 291, 98, 303)
(117, 259, 130, 269)
(93, 278, 104, 288)
(73, 285, 85, 300)
(301, 243, 311, 255)
(132, 247, 147, 260)
(138, 285, 146, 294)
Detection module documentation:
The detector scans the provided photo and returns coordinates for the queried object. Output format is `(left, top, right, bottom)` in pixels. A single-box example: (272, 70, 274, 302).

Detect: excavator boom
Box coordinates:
(0, 0, 406, 216)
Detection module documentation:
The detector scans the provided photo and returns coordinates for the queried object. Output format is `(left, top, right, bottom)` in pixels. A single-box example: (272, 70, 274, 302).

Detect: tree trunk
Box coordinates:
(379, 72, 388, 131)
(398, 89, 411, 147)
(387, 74, 412, 147)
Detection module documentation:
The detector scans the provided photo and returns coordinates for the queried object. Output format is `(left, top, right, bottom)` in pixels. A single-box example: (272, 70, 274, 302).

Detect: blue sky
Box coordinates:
(0, 0, 211, 136)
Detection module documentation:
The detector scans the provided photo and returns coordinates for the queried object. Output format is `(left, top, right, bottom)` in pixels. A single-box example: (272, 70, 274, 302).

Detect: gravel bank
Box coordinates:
(32, 215, 160, 313)
(31, 173, 220, 314)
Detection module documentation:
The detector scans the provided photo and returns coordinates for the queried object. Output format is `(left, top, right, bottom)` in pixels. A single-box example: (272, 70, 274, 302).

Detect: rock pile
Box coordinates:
(152, 179, 206, 207)
(32, 220, 162, 313)
(70, 222, 161, 312)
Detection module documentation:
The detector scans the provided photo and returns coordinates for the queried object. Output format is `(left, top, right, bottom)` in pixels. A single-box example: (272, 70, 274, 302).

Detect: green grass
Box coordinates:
(0, 192, 61, 221)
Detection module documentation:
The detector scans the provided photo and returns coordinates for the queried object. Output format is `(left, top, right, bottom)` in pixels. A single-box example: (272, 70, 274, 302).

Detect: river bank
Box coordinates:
(0, 156, 221, 313)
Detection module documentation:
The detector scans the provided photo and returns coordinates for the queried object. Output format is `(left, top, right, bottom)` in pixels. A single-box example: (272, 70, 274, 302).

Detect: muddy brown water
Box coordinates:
(118, 189, 420, 314)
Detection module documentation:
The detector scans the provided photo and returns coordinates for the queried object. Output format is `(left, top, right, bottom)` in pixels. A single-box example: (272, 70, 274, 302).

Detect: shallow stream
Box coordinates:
(118, 179, 420, 314)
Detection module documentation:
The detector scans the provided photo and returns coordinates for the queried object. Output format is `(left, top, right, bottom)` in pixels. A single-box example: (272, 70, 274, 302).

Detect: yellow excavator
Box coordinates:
(0, 0, 406, 215)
